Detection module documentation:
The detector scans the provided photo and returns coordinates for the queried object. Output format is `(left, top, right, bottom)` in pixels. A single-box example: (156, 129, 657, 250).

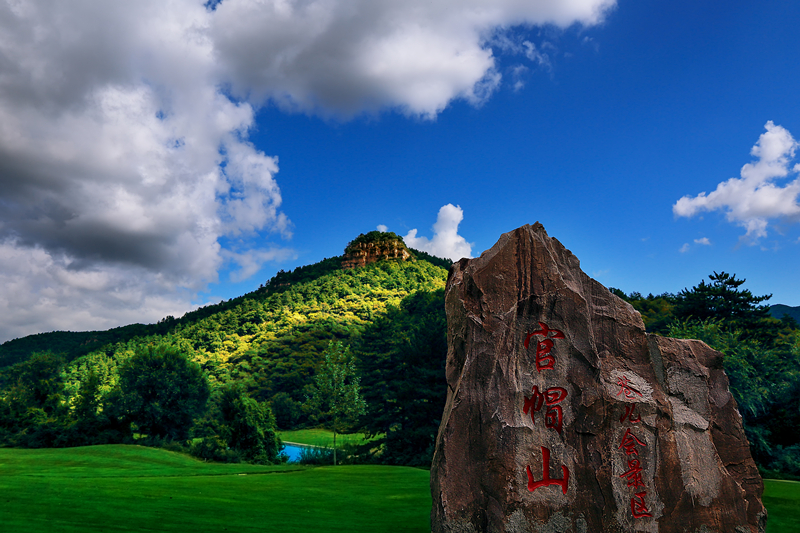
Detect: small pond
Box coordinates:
(282, 444, 305, 463)
(282, 443, 331, 463)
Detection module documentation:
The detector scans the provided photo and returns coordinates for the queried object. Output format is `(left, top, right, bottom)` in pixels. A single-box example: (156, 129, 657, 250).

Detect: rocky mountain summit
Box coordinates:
(431, 223, 765, 533)
(341, 231, 412, 269)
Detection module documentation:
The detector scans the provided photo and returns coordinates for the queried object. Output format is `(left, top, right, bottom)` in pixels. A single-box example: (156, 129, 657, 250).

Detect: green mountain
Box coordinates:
(0, 231, 452, 465)
(769, 304, 800, 326)
(5, 240, 800, 475)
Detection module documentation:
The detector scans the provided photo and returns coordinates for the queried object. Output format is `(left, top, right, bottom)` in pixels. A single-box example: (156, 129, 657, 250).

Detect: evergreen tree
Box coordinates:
(305, 341, 366, 465)
(674, 271, 771, 325)
(357, 290, 448, 466)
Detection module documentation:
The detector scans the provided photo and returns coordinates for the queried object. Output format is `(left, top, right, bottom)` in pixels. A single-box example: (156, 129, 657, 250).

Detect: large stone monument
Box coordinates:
(430, 224, 766, 533)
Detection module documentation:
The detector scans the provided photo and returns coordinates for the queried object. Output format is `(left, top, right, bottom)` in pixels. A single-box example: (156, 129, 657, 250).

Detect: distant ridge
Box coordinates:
(769, 304, 800, 325)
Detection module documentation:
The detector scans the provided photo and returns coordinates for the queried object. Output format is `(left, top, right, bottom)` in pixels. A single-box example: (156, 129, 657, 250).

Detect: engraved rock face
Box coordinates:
(430, 223, 766, 533)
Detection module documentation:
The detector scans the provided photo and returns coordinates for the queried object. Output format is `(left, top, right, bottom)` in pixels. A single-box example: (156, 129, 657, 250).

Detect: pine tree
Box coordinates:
(305, 341, 366, 465)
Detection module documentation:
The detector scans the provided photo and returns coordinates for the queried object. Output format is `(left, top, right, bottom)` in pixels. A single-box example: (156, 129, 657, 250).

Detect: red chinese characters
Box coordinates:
(521, 322, 570, 496)
(620, 458, 646, 488)
(616, 374, 653, 520)
(620, 403, 641, 424)
(523, 386, 568, 434)
(618, 428, 646, 456)
(616, 375, 643, 400)
(526, 446, 569, 495)
(524, 322, 564, 372)
(631, 492, 653, 519)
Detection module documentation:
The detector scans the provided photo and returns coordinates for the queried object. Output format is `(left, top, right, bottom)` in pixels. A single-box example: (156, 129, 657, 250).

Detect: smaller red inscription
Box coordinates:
(618, 428, 646, 456)
(620, 458, 646, 488)
(620, 404, 641, 424)
(526, 446, 569, 495)
(631, 491, 653, 519)
(616, 375, 643, 400)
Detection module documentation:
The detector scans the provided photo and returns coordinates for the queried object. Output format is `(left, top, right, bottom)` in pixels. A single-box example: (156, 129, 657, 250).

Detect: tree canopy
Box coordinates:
(673, 271, 772, 326)
(305, 341, 366, 464)
(3, 244, 799, 478)
(357, 289, 447, 466)
(111, 342, 210, 441)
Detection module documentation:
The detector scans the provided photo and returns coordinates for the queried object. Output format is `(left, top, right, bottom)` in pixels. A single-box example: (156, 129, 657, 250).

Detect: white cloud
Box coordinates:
(210, 0, 615, 117)
(0, 0, 289, 341)
(376, 224, 389, 233)
(523, 41, 553, 71)
(223, 247, 297, 283)
(679, 243, 691, 253)
(694, 237, 711, 246)
(674, 121, 800, 242)
(0, 0, 614, 341)
(0, 238, 199, 342)
(404, 204, 473, 261)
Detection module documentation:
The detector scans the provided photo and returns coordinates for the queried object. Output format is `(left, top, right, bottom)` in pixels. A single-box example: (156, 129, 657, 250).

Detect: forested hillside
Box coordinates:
(0, 232, 451, 465)
(2, 238, 799, 477)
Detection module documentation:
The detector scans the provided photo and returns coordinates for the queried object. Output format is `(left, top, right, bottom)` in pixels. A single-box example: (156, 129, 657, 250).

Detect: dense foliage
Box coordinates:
(306, 341, 366, 464)
(356, 290, 447, 466)
(0, 246, 449, 466)
(3, 238, 799, 477)
(192, 383, 280, 464)
(111, 343, 210, 442)
(665, 320, 800, 477)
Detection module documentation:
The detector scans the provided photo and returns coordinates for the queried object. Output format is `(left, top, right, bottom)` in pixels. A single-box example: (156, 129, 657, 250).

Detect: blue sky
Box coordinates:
(1, 0, 799, 342)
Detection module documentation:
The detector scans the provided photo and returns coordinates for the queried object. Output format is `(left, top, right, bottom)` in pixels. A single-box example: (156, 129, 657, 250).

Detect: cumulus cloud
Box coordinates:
(404, 204, 473, 261)
(0, 238, 200, 342)
(0, 0, 289, 341)
(674, 121, 800, 242)
(210, 0, 615, 117)
(0, 0, 614, 341)
(376, 224, 389, 233)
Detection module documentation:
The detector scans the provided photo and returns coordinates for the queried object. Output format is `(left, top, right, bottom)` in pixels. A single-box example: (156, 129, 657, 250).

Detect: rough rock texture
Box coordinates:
(431, 223, 766, 533)
(341, 240, 411, 269)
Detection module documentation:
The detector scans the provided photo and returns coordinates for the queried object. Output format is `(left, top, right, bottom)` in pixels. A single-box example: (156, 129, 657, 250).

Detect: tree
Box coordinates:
(305, 341, 366, 465)
(610, 290, 677, 334)
(357, 290, 448, 466)
(0, 351, 66, 416)
(192, 384, 281, 464)
(111, 342, 210, 442)
(216, 384, 280, 463)
(674, 271, 771, 326)
(668, 320, 800, 476)
(0, 352, 70, 447)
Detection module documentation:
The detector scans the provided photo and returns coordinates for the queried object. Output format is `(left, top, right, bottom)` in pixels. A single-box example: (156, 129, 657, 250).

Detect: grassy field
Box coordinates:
(277, 428, 376, 447)
(0, 445, 796, 532)
(764, 479, 800, 533)
(0, 445, 430, 533)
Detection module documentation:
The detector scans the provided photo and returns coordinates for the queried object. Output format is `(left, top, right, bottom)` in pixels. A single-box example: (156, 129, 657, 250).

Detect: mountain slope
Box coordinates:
(769, 304, 800, 325)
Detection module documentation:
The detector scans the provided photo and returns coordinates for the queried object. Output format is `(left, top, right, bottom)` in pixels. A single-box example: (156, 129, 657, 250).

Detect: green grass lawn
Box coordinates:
(277, 428, 377, 447)
(0, 445, 430, 533)
(764, 479, 800, 533)
(0, 445, 795, 533)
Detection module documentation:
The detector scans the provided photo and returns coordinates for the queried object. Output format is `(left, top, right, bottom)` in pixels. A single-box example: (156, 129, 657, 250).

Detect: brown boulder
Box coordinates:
(430, 223, 766, 533)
